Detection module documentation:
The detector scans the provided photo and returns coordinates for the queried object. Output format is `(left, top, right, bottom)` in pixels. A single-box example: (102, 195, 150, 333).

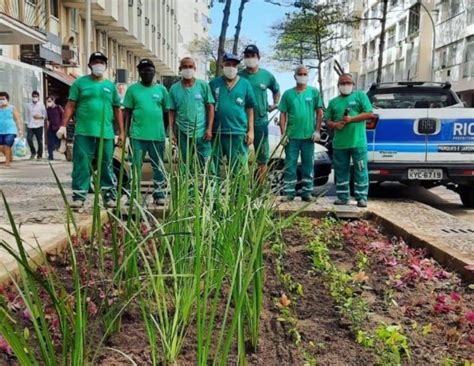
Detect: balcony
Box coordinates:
(0, 0, 47, 44)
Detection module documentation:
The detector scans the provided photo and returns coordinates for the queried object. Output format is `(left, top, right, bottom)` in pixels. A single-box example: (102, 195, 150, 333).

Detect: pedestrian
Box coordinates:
(45, 96, 63, 161)
(123, 58, 168, 206)
(25, 90, 46, 160)
(278, 65, 324, 202)
(239, 44, 280, 182)
(0, 91, 24, 168)
(57, 52, 125, 209)
(325, 73, 374, 208)
(209, 52, 256, 174)
(167, 57, 215, 174)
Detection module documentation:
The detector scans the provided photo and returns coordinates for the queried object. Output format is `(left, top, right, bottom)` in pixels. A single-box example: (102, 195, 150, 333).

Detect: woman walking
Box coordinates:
(0, 91, 24, 168)
(46, 96, 63, 161)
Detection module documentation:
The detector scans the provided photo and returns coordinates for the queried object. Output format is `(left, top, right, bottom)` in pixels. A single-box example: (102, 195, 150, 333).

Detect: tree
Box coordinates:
(232, 0, 250, 54)
(272, 4, 352, 101)
(216, 0, 232, 76)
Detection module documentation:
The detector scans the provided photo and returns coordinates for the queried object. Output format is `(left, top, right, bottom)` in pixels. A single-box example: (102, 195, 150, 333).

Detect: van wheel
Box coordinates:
(459, 186, 474, 208)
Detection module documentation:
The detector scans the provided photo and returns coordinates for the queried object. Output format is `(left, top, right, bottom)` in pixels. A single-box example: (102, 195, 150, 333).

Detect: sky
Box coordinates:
(209, 0, 315, 93)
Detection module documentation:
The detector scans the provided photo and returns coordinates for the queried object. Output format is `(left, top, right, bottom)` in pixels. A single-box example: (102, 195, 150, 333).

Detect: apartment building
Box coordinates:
(176, 0, 211, 80)
(318, 0, 474, 106)
(0, 0, 180, 110)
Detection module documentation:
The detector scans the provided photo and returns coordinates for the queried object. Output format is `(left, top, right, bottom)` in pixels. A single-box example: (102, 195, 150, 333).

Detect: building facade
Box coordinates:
(317, 0, 473, 106)
(176, 0, 211, 80)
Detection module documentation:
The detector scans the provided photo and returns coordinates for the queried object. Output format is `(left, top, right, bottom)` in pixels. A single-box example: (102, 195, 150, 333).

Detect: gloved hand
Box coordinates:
(56, 126, 67, 139)
(281, 135, 289, 146)
(312, 131, 321, 142)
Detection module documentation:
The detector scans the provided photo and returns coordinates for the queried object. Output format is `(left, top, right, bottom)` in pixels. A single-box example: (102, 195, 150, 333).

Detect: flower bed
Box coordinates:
(0, 182, 473, 364)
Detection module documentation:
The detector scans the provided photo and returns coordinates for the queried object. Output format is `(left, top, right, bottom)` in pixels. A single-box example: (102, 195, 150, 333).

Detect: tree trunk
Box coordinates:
(315, 33, 324, 102)
(232, 0, 248, 55)
(376, 0, 388, 83)
(216, 0, 232, 76)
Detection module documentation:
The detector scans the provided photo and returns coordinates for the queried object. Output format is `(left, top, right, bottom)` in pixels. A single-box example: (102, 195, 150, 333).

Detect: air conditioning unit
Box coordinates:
(62, 45, 79, 66)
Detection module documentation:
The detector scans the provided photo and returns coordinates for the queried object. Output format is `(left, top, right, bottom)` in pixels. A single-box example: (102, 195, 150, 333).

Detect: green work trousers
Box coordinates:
(177, 130, 211, 173)
(333, 147, 369, 202)
(130, 138, 166, 200)
(254, 124, 269, 164)
(283, 138, 314, 198)
(212, 133, 248, 174)
(71, 135, 116, 202)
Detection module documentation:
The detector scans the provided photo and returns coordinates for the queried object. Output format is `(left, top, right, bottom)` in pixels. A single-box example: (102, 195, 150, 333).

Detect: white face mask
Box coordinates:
(244, 57, 259, 68)
(91, 64, 106, 77)
(295, 75, 308, 85)
(32, 97, 39, 103)
(180, 68, 195, 79)
(339, 84, 353, 95)
(223, 66, 238, 79)
(0, 99, 7, 107)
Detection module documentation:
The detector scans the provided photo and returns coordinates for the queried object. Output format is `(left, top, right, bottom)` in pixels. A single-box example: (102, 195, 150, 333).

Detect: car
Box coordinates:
(366, 81, 474, 207)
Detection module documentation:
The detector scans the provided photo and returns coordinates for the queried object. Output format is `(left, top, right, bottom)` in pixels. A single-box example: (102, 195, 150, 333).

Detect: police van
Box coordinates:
(366, 81, 474, 207)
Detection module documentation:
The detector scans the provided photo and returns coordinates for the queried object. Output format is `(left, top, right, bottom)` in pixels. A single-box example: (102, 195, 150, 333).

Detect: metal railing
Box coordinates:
(0, 0, 47, 33)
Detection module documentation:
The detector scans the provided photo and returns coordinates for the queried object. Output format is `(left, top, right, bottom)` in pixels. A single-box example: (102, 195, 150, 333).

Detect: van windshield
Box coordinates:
(368, 88, 458, 109)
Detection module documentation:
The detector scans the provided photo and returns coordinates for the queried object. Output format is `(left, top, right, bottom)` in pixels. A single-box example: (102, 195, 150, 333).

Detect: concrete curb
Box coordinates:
(0, 211, 108, 285)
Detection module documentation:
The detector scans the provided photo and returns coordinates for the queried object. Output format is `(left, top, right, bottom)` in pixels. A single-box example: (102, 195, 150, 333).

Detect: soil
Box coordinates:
(1, 218, 473, 365)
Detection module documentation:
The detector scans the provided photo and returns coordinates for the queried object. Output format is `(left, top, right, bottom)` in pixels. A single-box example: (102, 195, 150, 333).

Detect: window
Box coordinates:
(408, 3, 420, 35)
(362, 43, 368, 59)
(395, 59, 405, 80)
(367, 71, 375, 86)
(70, 8, 78, 31)
(467, 0, 474, 25)
(390, 0, 398, 7)
(398, 18, 406, 41)
(369, 39, 376, 55)
(386, 27, 396, 49)
(449, 0, 461, 17)
(464, 36, 474, 77)
(50, 0, 59, 18)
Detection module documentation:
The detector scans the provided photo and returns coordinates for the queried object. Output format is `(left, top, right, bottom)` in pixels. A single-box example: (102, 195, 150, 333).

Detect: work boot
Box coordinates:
(105, 200, 117, 209)
(357, 200, 367, 208)
(301, 196, 315, 203)
(333, 199, 348, 205)
(154, 198, 166, 206)
(281, 195, 295, 202)
(69, 200, 84, 210)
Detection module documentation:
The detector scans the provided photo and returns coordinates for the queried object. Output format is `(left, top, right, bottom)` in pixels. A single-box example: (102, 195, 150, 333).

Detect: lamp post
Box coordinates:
(416, 0, 436, 81)
(86, 0, 92, 63)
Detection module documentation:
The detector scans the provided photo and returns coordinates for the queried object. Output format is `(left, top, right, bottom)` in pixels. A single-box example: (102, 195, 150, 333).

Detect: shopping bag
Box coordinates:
(13, 137, 27, 158)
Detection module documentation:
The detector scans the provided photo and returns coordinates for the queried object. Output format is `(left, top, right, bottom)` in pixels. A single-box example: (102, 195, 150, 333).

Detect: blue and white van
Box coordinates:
(366, 82, 474, 207)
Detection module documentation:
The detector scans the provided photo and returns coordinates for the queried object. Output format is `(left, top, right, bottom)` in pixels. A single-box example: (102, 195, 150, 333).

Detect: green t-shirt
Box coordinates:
(239, 68, 279, 126)
(325, 90, 373, 149)
(209, 76, 256, 135)
(166, 79, 215, 138)
(278, 86, 324, 139)
(123, 82, 168, 141)
(68, 75, 120, 139)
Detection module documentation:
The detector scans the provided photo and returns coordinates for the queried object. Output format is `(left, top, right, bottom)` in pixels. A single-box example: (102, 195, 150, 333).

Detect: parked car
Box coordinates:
(366, 81, 474, 207)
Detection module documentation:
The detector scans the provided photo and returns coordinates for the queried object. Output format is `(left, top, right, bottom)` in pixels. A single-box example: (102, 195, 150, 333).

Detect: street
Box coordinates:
(2, 160, 473, 225)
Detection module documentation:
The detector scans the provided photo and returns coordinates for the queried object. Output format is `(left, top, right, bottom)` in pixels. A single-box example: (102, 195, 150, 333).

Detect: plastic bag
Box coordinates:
(58, 139, 67, 154)
(13, 137, 27, 158)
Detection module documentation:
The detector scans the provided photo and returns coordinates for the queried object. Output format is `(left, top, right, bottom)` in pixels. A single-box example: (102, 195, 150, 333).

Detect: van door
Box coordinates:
(370, 109, 428, 163)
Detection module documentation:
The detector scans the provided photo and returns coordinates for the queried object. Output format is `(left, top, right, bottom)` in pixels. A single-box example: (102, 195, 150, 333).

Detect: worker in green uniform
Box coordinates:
(123, 59, 169, 206)
(279, 65, 324, 202)
(209, 52, 256, 173)
(167, 57, 215, 173)
(325, 73, 374, 208)
(239, 44, 280, 181)
(58, 52, 124, 209)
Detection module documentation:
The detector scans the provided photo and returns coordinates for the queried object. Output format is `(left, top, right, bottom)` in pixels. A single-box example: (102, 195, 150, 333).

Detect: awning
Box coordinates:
(0, 13, 47, 45)
(43, 68, 76, 86)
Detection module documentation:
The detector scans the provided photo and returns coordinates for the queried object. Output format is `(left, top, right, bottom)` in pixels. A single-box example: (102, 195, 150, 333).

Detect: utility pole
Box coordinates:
(376, 0, 388, 83)
(86, 0, 91, 71)
(216, 0, 232, 76)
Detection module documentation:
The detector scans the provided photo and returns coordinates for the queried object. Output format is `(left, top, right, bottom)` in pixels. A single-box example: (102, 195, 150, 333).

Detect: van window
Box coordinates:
(368, 88, 458, 109)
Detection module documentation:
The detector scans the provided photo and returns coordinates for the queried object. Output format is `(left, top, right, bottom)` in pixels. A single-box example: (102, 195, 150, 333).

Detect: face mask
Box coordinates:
(32, 97, 39, 103)
(295, 75, 308, 85)
(339, 84, 353, 95)
(223, 66, 238, 79)
(91, 64, 106, 77)
(0, 100, 7, 107)
(244, 57, 259, 68)
(139, 70, 155, 84)
(180, 68, 195, 79)
(47, 101, 53, 107)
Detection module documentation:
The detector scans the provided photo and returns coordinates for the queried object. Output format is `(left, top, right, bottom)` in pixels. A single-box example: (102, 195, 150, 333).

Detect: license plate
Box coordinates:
(408, 169, 443, 180)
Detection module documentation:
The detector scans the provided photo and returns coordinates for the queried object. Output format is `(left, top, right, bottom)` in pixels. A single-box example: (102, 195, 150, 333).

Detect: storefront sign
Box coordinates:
(40, 32, 62, 64)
